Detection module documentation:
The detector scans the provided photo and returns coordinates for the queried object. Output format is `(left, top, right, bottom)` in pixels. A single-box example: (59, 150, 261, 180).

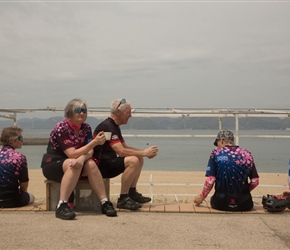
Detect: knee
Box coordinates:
(85, 159, 98, 170)
(84, 159, 100, 174)
(126, 156, 143, 168)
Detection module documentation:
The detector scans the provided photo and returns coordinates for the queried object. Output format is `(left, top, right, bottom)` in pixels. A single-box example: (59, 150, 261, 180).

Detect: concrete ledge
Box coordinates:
(45, 178, 110, 211)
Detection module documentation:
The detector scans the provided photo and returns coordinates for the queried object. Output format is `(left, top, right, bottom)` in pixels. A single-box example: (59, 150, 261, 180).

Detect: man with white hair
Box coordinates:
(93, 99, 159, 211)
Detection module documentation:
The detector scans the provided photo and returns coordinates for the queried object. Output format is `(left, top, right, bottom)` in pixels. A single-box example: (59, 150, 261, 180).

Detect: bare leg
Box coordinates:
(82, 159, 117, 217)
(121, 156, 142, 194)
(131, 156, 143, 188)
(60, 160, 82, 201)
(82, 159, 107, 200)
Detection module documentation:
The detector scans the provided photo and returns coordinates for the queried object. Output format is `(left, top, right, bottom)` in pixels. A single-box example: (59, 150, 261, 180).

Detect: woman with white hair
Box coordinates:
(41, 98, 117, 220)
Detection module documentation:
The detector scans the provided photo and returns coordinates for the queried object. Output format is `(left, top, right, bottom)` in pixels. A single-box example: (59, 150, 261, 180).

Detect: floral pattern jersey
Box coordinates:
(0, 145, 29, 198)
(45, 119, 93, 158)
(205, 145, 259, 195)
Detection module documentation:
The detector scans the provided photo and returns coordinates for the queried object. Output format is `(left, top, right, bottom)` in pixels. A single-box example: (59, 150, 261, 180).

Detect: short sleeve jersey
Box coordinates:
(205, 146, 259, 195)
(46, 119, 92, 157)
(0, 145, 29, 198)
(93, 117, 125, 161)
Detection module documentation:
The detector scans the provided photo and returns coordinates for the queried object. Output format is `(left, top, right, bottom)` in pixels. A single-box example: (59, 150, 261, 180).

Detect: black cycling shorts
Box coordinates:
(0, 192, 30, 208)
(210, 192, 253, 212)
(98, 157, 125, 178)
(42, 158, 66, 183)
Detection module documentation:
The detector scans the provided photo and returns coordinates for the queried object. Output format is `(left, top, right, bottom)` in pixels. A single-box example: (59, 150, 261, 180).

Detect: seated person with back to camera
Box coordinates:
(0, 126, 34, 208)
(194, 130, 259, 211)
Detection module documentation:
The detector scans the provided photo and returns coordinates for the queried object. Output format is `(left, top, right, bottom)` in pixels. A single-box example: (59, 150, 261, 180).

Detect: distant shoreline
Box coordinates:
(23, 138, 49, 145)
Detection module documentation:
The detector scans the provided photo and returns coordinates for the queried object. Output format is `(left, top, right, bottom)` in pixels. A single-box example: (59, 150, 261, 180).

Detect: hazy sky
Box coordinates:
(1, 1, 290, 119)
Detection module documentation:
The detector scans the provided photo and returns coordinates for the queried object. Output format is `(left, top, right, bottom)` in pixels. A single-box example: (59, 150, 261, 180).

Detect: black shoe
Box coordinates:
(130, 191, 151, 203)
(55, 202, 76, 220)
(117, 197, 142, 210)
(102, 201, 117, 217)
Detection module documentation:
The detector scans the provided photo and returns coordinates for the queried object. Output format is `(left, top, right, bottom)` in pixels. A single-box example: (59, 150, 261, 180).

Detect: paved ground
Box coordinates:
(1, 210, 290, 249)
(2, 171, 289, 249)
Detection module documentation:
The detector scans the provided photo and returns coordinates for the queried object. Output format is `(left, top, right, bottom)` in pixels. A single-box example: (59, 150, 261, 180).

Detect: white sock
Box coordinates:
(101, 198, 108, 205)
(57, 200, 67, 208)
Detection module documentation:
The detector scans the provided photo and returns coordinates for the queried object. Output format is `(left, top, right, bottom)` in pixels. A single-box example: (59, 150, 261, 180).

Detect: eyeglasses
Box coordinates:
(74, 108, 87, 114)
(18, 135, 23, 141)
(116, 99, 126, 110)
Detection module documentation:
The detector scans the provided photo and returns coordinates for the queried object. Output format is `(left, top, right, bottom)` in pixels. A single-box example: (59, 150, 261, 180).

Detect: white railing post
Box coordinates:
(218, 117, 222, 130)
(150, 174, 153, 203)
(235, 114, 239, 145)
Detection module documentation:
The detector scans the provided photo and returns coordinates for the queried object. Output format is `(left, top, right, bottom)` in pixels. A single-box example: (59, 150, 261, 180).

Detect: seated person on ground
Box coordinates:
(194, 130, 259, 211)
(0, 126, 34, 208)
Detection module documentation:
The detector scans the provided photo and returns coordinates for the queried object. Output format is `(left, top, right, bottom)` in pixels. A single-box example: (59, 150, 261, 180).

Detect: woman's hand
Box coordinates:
(93, 131, 106, 146)
(68, 157, 84, 169)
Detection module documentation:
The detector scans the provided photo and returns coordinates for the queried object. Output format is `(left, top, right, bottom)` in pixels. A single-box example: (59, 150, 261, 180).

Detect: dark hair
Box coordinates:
(0, 126, 23, 145)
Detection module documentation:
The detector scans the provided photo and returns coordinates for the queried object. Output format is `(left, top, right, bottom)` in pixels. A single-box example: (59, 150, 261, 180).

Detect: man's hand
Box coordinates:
(145, 146, 159, 159)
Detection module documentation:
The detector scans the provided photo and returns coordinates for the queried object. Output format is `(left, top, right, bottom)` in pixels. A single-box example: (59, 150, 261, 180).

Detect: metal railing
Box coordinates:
(1, 107, 290, 144)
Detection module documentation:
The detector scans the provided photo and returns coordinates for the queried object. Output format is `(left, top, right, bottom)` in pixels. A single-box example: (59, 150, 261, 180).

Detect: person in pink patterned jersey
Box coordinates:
(0, 126, 34, 208)
(194, 130, 259, 211)
(41, 98, 117, 220)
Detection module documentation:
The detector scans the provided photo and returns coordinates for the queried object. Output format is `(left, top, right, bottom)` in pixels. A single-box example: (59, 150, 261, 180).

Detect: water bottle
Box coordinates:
(288, 158, 290, 189)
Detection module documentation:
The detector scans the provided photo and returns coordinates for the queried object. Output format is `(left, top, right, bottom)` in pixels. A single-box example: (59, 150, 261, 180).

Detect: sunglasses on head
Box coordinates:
(74, 108, 87, 114)
(18, 135, 23, 141)
(116, 99, 126, 109)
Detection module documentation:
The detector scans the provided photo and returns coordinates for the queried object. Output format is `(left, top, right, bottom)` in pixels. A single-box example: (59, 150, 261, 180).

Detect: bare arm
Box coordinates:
(111, 141, 158, 158)
(64, 132, 106, 158)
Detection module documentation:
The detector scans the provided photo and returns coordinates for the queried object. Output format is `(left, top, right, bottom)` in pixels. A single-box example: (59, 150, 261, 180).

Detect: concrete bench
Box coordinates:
(45, 178, 110, 211)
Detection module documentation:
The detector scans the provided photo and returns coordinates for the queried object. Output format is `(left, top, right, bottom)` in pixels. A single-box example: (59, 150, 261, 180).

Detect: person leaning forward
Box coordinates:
(194, 130, 259, 212)
(41, 98, 117, 220)
(93, 98, 159, 211)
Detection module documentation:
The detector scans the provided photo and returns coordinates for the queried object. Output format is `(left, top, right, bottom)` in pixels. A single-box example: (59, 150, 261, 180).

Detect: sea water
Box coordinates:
(18, 129, 290, 173)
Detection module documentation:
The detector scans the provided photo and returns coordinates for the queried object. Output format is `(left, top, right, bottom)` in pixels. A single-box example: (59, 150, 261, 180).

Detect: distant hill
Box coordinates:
(1, 116, 290, 130)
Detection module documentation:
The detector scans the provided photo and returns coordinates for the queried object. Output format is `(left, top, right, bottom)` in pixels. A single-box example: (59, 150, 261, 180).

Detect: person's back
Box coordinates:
(208, 145, 257, 211)
(0, 127, 34, 208)
(194, 130, 259, 211)
(0, 146, 25, 198)
(210, 145, 253, 195)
